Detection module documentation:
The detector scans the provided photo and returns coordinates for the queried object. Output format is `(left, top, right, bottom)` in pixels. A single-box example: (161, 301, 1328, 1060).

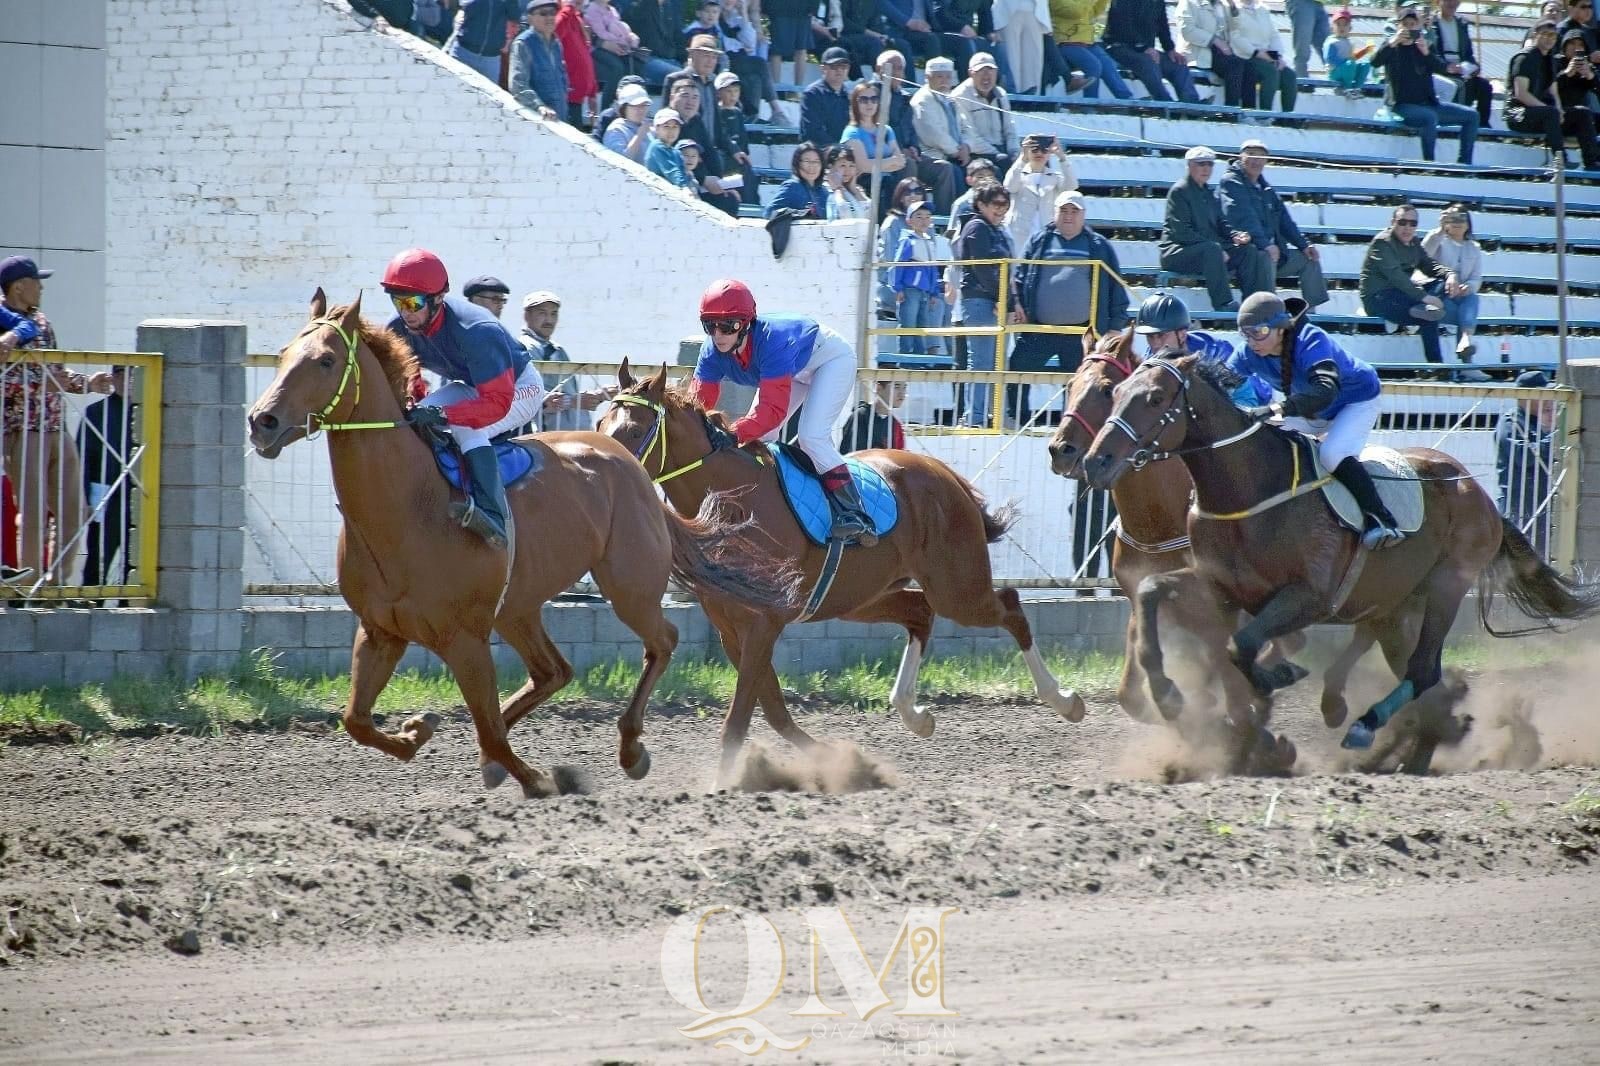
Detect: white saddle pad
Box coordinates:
(1315, 445, 1426, 535)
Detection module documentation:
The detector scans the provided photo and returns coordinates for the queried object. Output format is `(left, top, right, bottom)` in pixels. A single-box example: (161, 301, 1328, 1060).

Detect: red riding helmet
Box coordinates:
(699, 279, 757, 323)
(382, 248, 449, 296)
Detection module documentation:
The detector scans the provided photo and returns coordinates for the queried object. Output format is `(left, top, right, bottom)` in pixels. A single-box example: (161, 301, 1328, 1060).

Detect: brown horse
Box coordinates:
(596, 362, 1085, 789)
(1082, 350, 1598, 773)
(245, 292, 795, 797)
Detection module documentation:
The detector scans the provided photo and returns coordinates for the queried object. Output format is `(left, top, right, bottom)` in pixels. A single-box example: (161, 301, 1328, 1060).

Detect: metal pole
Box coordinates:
(1555, 151, 1570, 385)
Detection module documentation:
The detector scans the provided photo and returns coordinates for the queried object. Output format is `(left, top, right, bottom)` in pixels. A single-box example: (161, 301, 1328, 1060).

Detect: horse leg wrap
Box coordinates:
(1342, 679, 1416, 750)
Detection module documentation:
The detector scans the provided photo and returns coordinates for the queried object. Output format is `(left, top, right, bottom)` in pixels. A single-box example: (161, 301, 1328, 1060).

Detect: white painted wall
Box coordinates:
(103, 0, 869, 362)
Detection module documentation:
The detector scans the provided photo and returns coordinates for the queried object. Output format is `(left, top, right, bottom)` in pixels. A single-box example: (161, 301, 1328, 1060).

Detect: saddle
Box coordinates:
(425, 430, 540, 492)
(767, 442, 899, 548)
(1293, 435, 1426, 536)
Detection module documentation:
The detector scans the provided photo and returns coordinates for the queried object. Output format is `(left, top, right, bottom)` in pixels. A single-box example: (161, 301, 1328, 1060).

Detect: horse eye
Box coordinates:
(1146, 390, 1164, 407)
(1099, 381, 1114, 397)
(318, 354, 335, 369)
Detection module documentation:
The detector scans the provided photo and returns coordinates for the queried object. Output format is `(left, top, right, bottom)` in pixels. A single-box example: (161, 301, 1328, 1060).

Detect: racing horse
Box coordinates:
(1082, 350, 1598, 773)
(246, 292, 796, 798)
(598, 361, 1086, 789)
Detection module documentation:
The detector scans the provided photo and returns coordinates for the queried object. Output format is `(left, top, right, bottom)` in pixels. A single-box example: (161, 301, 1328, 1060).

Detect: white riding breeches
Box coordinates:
(422, 363, 545, 450)
(1280, 395, 1380, 471)
(753, 324, 857, 473)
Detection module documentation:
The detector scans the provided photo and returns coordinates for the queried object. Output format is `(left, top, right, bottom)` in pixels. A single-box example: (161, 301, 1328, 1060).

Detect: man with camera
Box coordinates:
(1429, 0, 1494, 126)
(1505, 20, 1600, 170)
(1372, 6, 1478, 164)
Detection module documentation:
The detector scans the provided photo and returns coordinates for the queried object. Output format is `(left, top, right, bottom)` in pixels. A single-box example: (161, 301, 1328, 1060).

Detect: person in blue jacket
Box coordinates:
(1224, 291, 1402, 549)
(765, 143, 831, 219)
(1132, 292, 1271, 407)
(383, 248, 545, 549)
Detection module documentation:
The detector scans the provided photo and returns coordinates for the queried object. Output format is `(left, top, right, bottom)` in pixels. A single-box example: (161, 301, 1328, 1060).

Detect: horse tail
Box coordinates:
(662, 492, 802, 613)
(1478, 517, 1600, 637)
(955, 475, 1020, 544)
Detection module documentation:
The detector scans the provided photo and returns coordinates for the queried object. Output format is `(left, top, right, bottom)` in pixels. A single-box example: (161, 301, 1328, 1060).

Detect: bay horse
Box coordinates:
(246, 292, 796, 798)
(1082, 350, 1598, 773)
(596, 361, 1085, 789)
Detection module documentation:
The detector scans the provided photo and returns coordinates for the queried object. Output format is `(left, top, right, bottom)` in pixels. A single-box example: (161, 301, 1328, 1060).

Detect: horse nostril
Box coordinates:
(256, 413, 278, 433)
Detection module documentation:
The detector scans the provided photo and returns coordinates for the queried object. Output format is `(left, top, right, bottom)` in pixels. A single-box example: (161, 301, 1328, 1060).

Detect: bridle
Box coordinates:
(297, 318, 402, 437)
(1061, 349, 1138, 443)
(608, 393, 727, 485)
(1103, 357, 1261, 470)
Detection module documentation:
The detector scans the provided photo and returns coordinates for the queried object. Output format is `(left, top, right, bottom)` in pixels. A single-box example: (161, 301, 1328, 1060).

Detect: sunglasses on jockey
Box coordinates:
(701, 317, 748, 336)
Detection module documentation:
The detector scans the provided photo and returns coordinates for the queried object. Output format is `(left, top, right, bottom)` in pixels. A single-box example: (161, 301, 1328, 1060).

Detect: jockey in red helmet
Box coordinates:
(687, 279, 877, 546)
(382, 248, 545, 549)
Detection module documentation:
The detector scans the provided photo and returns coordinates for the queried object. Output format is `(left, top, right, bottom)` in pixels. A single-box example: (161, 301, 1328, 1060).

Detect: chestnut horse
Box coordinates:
(597, 362, 1085, 789)
(1083, 351, 1598, 773)
(246, 292, 795, 797)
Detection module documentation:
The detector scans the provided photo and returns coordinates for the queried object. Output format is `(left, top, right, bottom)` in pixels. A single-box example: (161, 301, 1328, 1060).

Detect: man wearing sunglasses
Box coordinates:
(382, 248, 545, 549)
(1358, 203, 1454, 366)
(687, 278, 878, 545)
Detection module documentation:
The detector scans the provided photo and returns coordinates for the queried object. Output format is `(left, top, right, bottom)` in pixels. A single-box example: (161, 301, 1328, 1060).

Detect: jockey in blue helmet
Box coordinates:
(1132, 292, 1271, 407)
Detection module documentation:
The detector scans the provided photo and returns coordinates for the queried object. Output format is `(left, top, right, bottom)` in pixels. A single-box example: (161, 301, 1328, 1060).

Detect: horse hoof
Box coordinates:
(898, 705, 936, 738)
(402, 712, 441, 747)
(1321, 699, 1349, 730)
(623, 747, 652, 781)
(1342, 721, 1376, 750)
(552, 764, 592, 795)
(1273, 661, 1310, 690)
(1052, 690, 1087, 723)
(1273, 734, 1298, 771)
(482, 761, 509, 790)
(1154, 688, 1184, 722)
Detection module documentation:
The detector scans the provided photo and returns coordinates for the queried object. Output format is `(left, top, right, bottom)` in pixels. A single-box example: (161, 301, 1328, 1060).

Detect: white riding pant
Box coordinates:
(1280, 395, 1380, 471)
(752, 324, 856, 473)
(421, 363, 545, 451)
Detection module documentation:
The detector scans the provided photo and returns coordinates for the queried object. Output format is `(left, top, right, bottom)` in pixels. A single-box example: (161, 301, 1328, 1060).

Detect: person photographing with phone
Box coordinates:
(1505, 20, 1600, 170)
(1372, 5, 1478, 164)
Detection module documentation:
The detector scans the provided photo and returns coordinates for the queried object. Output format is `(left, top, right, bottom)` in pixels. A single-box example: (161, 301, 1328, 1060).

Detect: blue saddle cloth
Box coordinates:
(767, 443, 899, 547)
(430, 437, 538, 491)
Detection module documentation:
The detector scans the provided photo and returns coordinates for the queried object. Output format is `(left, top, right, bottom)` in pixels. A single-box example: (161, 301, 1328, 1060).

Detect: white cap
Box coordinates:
(1239, 138, 1269, 154)
(522, 290, 561, 309)
(1184, 145, 1216, 162)
(713, 70, 741, 90)
(969, 52, 999, 71)
(1055, 190, 1086, 211)
(652, 107, 683, 127)
(926, 56, 956, 76)
(617, 83, 651, 108)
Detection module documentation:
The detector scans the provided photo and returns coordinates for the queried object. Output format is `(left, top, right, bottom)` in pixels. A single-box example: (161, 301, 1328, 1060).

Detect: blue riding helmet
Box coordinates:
(1134, 292, 1192, 334)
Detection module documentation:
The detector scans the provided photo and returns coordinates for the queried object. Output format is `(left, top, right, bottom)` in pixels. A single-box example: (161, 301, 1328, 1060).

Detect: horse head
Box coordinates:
(599, 359, 717, 482)
(1083, 348, 1204, 490)
(1049, 326, 1140, 480)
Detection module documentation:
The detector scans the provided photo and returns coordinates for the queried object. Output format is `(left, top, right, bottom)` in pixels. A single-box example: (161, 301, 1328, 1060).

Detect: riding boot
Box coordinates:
(821, 468, 878, 547)
(1333, 456, 1404, 550)
(457, 446, 510, 549)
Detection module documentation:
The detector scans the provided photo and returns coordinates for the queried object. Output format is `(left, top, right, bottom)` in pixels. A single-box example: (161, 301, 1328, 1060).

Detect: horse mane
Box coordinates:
(1189, 352, 1244, 396)
(327, 304, 421, 406)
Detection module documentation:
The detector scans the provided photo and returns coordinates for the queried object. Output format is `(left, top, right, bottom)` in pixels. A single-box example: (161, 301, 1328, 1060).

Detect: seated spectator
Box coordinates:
(1496, 370, 1556, 556)
(878, 0, 946, 66)
(1053, 0, 1134, 99)
(946, 157, 997, 238)
(1158, 145, 1242, 312)
(1219, 139, 1330, 308)
(811, 1, 849, 70)
(628, 0, 687, 71)
(911, 57, 974, 210)
(586, 0, 679, 97)
(1557, 0, 1600, 69)
(892, 201, 948, 355)
(602, 82, 654, 160)
(510, 1, 569, 122)
(953, 182, 1014, 427)
(1003, 133, 1078, 252)
(1505, 21, 1600, 169)
(1559, 27, 1600, 115)
(1373, 6, 1478, 164)
(766, 142, 832, 217)
(842, 1, 915, 82)
(840, 380, 909, 452)
(1323, 8, 1372, 97)
(1285, 0, 1330, 78)
(667, 79, 727, 181)
(1359, 203, 1454, 365)
(644, 108, 696, 188)
(931, 0, 994, 79)
(445, 0, 522, 82)
(678, 139, 742, 215)
(878, 51, 955, 210)
(843, 80, 915, 209)
(1422, 203, 1484, 364)
(802, 46, 855, 146)
(555, 0, 602, 127)
(1103, 0, 1199, 103)
(713, 71, 760, 204)
(1177, 0, 1247, 107)
(768, 0, 820, 91)
(1430, 0, 1493, 126)
(678, 34, 723, 120)
(993, 0, 1051, 93)
(721, 0, 783, 119)
(1229, 0, 1296, 113)
(951, 53, 1020, 172)
(824, 143, 873, 218)
(464, 275, 513, 318)
(682, 0, 727, 49)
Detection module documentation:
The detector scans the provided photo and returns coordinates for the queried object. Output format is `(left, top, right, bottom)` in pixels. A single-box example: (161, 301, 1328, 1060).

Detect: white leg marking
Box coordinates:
(1024, 645, 1087, 722)
(891, 638, 935, 737)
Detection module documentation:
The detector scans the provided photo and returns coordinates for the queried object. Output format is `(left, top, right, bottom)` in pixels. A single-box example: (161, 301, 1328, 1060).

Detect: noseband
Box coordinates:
(1103, 358, 1196, 470)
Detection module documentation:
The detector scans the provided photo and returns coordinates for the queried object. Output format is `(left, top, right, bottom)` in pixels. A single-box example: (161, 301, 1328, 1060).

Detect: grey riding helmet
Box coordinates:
(1237, 291, 1293, 332)
(1134, 292, 1191, 334)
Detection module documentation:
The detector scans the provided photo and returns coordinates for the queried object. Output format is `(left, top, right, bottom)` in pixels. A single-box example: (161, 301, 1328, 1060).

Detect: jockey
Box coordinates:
(687, 279, 877, 547)
(382, 248, 544, 549)
(1226, 292, 1404, 550)
(1133, 292, 1272, 407)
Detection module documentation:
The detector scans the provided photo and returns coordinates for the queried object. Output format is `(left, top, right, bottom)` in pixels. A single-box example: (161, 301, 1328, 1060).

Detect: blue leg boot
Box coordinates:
(1342, 679, 1416, 749)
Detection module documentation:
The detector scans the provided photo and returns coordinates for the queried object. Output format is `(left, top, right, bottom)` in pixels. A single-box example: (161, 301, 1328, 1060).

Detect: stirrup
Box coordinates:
(455, 497, 509, 549)
(1360, 520, 1404, 551)
(831, 513, 878, 548)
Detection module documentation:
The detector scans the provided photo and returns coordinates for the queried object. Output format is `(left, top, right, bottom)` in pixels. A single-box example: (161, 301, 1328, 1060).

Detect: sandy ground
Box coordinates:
(2, 652, 1598, 1064)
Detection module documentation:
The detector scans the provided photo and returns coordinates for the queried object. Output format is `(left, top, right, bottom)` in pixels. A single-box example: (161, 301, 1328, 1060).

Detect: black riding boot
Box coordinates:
(1333, 456, 1404, 550)
(457, 446, 510, 549)
(824, 476, 878, 547)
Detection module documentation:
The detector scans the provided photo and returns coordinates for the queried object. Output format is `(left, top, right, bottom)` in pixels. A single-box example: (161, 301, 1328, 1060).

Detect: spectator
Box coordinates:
(953, 182, 1013, 426)
(1558, 27, 1600, 114)
(1373, 7, 1478, 164)
(1218, 139, 1330, 307)
(1053, 0, 1135, 99)
(993, 0, 1051, 93)
(1285, 0, 1330, 79)
(511, 1, 569, 121)
(628, 0, 686, 69)
(932, 0, 995, 79)
(1421, 204, 1484, 364)
(679, 34, 723, 122)
(803, 46, 855, 146)
(879, 51, 956, 210)
(1002, 133, 1077, 251)
(720, 0, 783, 119)
(1177, 0, 1247, 107)
(1541, 0, 1566, 19)
(682, 0, 727, 49)
(1359, 202, 1453, 365)
(911, 57, 974, 210)
(714, 71, 761, 204)
(767, 0, 817, 90)
(824, 143, 873, 218)
(555, 0, 601, 125)
(77, 365, 133, 595)
(879, 0, 947, 66)
(602, 82, 654, 159)
(446, 0, 522, 81)
(586, 0, 677, 99)
(843, 79, 915, 211)
(878, 177, 931, 310)
(415, 0, 453, 45)
(892, 201, 947, 355)
(1103, 0, 1200, 103)
(947, 157, 997, 237)
(520, 291, 616, 430)
(1010, 189, 1128, 386)
(1158, 145, 1243, 312)
(842, 1, 913, 81)
(1557, 0, 1600, 65)
(678, 139, 742, 214)
(667, 79, 732, 198)
(1324, 7, 1372, 97)
(840, 380, 908, 451)
(1229, 0, 1296, 112)
(1429, 0, 1493, 126)
(464, 275, 512, 318)
(767, 142, 832, 216)
(644, 108, 696, 189)
(952, 53, 1020, 172)
(1, 257, 115, 590)
(1496, 370, 1556, 556)
(1506, 21, 1600, 170)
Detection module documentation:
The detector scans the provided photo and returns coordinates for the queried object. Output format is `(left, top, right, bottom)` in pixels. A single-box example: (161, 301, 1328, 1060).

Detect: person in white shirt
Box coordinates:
(1002, 133, 1078, 252)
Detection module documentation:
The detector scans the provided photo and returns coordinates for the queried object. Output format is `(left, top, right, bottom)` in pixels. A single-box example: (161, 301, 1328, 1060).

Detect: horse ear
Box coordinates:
(617, 357, 636, 391)
(310, 287, 328, 320)
(645, 364, 669, 401)
(339, 292, 363, 335)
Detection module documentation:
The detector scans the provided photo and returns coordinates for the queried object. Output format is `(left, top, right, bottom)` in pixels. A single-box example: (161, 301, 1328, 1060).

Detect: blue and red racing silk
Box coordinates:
(389, 294, 531, 429)
(688, 314, 820, 443)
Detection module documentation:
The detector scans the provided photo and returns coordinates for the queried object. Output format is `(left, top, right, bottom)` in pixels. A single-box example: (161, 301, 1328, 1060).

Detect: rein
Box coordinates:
(610, 393, 713, 485)
(302, 318, 403, 435)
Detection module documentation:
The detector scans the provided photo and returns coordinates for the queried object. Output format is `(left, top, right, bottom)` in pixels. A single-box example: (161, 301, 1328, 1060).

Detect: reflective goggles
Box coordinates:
(389, 291, 430, 314)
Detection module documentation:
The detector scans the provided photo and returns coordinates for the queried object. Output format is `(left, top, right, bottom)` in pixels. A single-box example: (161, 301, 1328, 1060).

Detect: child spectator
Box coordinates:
(1323, 8, 1372, 96)
(645, 108, 696, 189)
(840, 380, 909, 452)
(679, 139, 743, 215)
(824, 143, 873, 219)
(892, 201, 946, 355)
(713, 71, 760, 204)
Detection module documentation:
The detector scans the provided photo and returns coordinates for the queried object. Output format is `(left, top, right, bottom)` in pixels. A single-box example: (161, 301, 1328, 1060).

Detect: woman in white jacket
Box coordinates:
(1229, 0, 1298, 112)
(1003, 133, 1078, 252)
(1421, 204, 1484, 361)
(993, 0, 1053, 95)
(1176, 0, 1247, 106)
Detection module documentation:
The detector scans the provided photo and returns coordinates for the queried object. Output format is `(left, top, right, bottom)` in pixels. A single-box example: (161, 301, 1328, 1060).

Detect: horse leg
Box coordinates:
(439, 634, 560, 799)
(1132, 569, 1214, 721)
(842, 589, 937, 737)
(1227, 584, 1326, 697)
(712, 612, 779, 791)
(340, 624, 439, 760)
(1318, 622, 1381, 730)
(601, 580, 681, 781)
(495, 613, 574, 732)
(1116, 610, 1160, 723)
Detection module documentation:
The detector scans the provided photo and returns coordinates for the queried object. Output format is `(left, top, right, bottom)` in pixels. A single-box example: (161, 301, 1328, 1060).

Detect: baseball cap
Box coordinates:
(926, 56, 956, 76)
(714, 71, 741, 90)
(821, 46, 851, 65)
(652, 107, 683, 127)
(1332, 6, 1354, 18)
(1185, 145, 1216, 162)
(905, 200, 933, 217)
(1239, 138, 1269, 154)
(617, 83, 651, 108)
(1532, 19, 1560, 33)
(522, 290, 561, 309)
(0, 256, 53, 289)
(463, 275, 510, 298)
(688, 33, 722, 53)
(1516, 370, 1551, 389)
(676, 138, 702, 153)
(970, 52, 999, 71)
(526, 0, 557, 11)
(1054, 189, 1086, 210)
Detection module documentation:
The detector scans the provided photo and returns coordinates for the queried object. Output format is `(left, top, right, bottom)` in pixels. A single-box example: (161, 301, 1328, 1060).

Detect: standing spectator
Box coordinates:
(1430, 0, 1493, 126)
(768, 0, 819, 89)
(1496, 370, 1556, 556)
(1324, 8, 1373, 97)
(520, 291, 616, 430)
(843, 79, 916, 210)
(994, 0, 1052, 93)
(511, 0, 569, 121)
(721, 0, 782, 118)
(644, 108, 696, 189)
(947, 156, 997, 237)
(1, 257, 115, 590)
(803, 46, 856, 146)
(602, 82, 654, 160)
(824, 143, 874, 218)
(1229, 0, 1296, 112)
(840, 380, 908, 451)
(878, 177, 930, 310)
(892, 201, 948, 355)
(446, 0, 523, 81)
(77, 365, 133, 595)
(555, 0, 601, 126)
(1002, 133, 1077, 252)
(464, 275, 512, 318)
(1421, 204, 1484, 363)
(879, 0, 948, 66)
(1358, 203, 1452, 365)
(1053, 0, 1135, 99)
(1372, 7, 1478, 164)
(1218, 139, 1330, 307)
(415, 0, 452, 45)
(953, 182, 1014, 426)
(1285, 0, 1330, 79)
(628, 0, 687, 70)
(714, 71, 761, 204)
(911, 57, 974, 211)
(1103, 0, 1200, 103)
(767, 142, 832, 216)
(1177, 0, 1247, 106)
(952, 53, 1020, 172)
(1158, 145, 1243, 312)
(1505, 21, 1600, 169)
(587, 0, 679, 97)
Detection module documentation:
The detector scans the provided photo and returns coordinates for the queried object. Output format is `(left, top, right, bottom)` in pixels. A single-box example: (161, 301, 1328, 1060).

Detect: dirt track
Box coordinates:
(2, 655, 1598, 1063)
